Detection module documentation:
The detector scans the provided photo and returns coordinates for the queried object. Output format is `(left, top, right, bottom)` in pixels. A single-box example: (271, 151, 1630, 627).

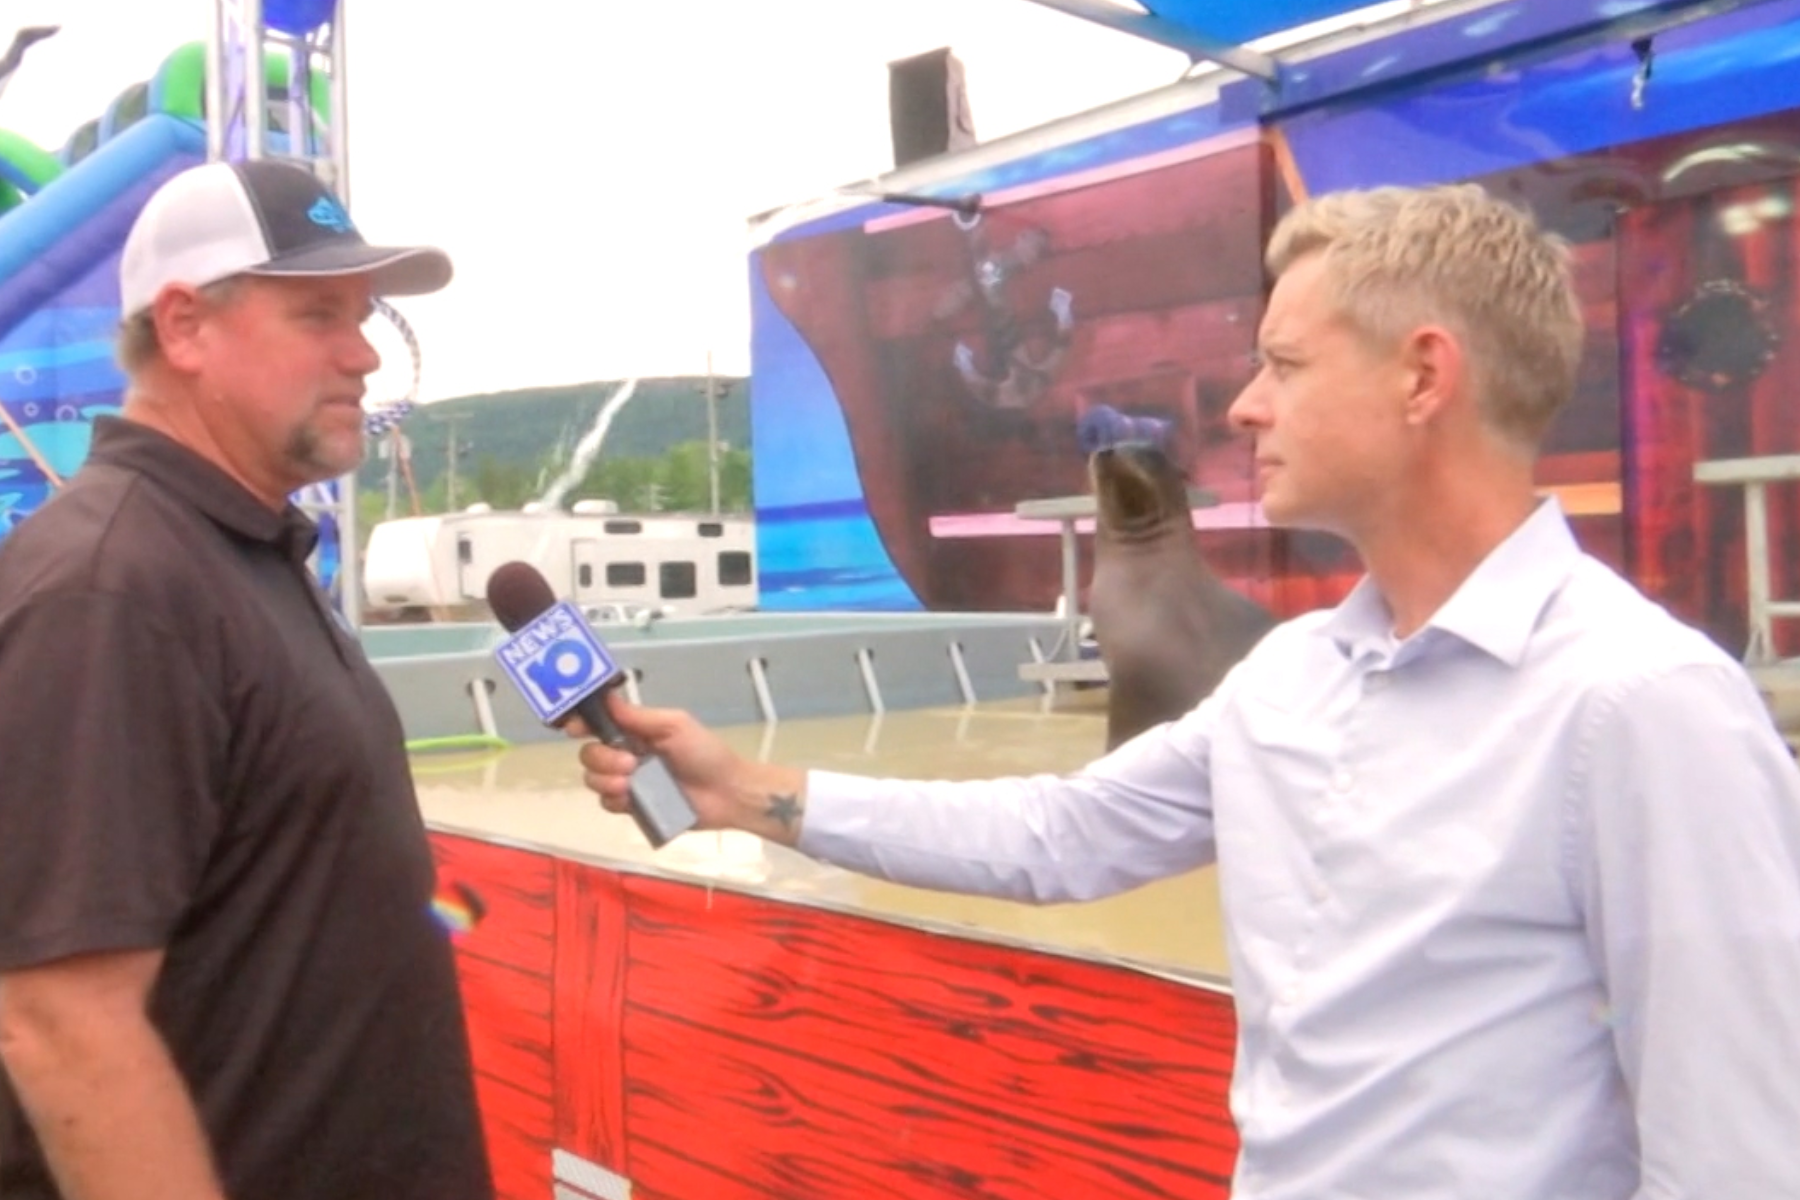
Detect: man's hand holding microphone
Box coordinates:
(486, 559, 807, 848)
(564, 695, 810, 848)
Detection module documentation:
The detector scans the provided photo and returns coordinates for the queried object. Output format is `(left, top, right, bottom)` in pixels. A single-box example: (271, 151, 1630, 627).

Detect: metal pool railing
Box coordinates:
(366, 611, 1071, 746)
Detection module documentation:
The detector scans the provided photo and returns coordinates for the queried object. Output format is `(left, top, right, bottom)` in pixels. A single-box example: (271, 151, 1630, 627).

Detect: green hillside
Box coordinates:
(357, 375, 752, 523)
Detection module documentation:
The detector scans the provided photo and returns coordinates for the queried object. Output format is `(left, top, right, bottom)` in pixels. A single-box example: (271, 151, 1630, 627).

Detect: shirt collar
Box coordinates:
(1321, 573, 1393, 660)
(85, 415, 320, 565)
(1323, 498, 1582, 668)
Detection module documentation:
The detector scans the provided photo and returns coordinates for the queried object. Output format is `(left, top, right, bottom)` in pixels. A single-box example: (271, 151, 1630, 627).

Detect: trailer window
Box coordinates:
(578, 564, 593, 588)
(456, 536, 472, 565)
(660, 561, 697, 600)
(607, 562, 646, 587)
(718, 551, 752, 586)
(698, 522, 724, 538)
(603, 519, 643, 535)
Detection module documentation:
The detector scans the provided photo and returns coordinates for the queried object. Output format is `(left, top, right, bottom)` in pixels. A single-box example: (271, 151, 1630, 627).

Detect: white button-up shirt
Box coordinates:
(801, 501, 1800, 1198)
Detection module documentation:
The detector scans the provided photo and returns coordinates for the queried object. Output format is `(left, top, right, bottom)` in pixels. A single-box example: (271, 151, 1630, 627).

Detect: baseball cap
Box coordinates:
(119, 158, 452, 319)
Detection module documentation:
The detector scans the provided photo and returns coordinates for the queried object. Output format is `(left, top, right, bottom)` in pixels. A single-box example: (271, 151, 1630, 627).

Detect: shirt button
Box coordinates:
(1331, 769, 1354, 793)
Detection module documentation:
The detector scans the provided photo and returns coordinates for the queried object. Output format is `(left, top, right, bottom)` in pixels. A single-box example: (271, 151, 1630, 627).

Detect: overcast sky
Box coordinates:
(1, 0, 1187, 402)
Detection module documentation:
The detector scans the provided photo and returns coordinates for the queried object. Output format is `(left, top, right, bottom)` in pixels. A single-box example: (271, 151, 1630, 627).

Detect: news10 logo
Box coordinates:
(494, 601, 621, 723)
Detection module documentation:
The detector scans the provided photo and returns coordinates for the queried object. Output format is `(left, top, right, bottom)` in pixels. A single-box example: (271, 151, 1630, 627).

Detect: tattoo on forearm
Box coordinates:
(765, 792, 802, 830)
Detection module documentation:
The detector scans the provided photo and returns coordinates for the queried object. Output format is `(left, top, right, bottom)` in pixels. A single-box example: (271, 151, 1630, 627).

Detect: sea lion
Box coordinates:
(1087, 433, 1277, 750)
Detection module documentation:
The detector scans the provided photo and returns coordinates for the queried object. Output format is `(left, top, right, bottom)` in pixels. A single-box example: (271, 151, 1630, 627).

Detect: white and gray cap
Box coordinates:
(119, 158, 452, 319)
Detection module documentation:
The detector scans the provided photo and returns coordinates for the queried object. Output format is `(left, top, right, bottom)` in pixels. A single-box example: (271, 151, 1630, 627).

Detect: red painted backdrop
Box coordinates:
(430, 833, 1241, 1200)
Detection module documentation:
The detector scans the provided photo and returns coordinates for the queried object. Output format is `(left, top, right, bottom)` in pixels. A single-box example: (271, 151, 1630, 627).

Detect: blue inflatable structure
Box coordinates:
(0, 114, 204, 535)
(0, 36, 359, 600)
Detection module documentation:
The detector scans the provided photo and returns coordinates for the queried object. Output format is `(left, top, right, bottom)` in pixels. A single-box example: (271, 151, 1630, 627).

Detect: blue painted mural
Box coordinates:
(748, 0, 1800, 648)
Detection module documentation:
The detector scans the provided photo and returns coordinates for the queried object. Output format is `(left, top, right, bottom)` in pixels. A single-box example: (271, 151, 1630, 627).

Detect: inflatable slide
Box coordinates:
(0, 42, 328, 534)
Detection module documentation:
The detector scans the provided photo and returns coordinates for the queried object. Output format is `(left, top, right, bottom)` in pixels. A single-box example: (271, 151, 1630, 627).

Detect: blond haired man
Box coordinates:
(578, 184, 1800, 1198)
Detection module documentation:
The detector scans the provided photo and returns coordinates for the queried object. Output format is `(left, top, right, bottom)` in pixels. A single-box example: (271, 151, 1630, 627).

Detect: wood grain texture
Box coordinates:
(433, 834, 556, 977)
(430, 832, 1242, 1200)
(554, 860, 632, 1176)
(432, 834, 558, 1200)
(469, 1072, 554, 1200)
(618, 876, 1238, 1200)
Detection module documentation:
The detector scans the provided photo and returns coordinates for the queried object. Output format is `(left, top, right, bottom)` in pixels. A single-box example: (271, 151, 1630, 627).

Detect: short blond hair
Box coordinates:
(115, 277, 245, 376)
(1267, 183, 1585, 448)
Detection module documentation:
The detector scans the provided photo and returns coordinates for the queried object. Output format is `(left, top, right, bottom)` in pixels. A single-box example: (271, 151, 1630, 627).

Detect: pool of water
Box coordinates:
(413, 694, 1230, 983)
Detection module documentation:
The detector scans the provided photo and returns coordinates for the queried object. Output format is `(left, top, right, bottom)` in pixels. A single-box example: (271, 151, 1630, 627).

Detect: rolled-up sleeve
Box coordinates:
(798, 691, 1221, 902)
(1575, 661, 1800, 1197)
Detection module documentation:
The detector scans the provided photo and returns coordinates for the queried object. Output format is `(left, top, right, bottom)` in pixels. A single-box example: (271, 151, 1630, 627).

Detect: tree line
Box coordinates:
(354, 439, 753, 542)
(349, 375, 754, 541)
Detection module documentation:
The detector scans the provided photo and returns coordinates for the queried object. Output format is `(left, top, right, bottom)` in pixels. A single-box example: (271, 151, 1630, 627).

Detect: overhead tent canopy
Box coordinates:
(753, 0, 1775, 242)
(1017, 0, 1772, 105)
(1139, 0, 1403, 41)
(1014, 0, 1444, 80)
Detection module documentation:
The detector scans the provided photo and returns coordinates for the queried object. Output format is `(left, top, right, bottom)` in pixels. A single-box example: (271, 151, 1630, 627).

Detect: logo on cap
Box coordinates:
(307, 196, 354, 234)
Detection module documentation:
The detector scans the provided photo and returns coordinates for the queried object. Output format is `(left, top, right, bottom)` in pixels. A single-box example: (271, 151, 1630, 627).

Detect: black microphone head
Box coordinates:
(487, 561, 558, 632)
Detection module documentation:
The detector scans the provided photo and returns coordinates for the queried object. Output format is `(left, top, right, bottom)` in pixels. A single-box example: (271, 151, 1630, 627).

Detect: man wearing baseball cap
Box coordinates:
(0, 160, 492, 1200)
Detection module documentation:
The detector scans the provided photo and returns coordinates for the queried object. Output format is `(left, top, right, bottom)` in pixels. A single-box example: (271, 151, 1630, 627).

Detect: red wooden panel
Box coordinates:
(431, 833, 557, 977)
(625, 1012, 1232, 1200)
(456, 954, 553, 1099)
(472, 1073, 553, 1200)
(429, 834, 558, 1200)
(554, 860, 632, 1175)
(617, 876, 1237, 1200)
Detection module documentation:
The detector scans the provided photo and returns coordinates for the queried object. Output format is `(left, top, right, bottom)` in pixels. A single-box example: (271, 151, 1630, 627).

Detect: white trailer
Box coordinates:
(362, 501, 757, 621)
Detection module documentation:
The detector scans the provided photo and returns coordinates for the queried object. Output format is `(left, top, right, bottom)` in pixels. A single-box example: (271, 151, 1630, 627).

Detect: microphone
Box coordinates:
(486, 561, 698, 847)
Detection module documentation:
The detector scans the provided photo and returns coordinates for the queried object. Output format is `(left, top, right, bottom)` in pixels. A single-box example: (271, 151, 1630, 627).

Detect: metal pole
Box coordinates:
(706, 352, 720, 514)
(1746, 481, 1773, 664)
(386, 430, 399, 520)
(242, 0, 265, 160)
(1060, 518, 1079, 660)
(205, 0, 226, 160)
(329, 0, 350, 199)
(286, 37, 309, 163)
(329, 0, 362, 629)
(446, 419, 459, 511)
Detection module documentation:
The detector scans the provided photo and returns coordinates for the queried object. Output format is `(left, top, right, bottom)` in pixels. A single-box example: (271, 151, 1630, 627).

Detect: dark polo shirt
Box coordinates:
(0, 417, 491, 1200)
